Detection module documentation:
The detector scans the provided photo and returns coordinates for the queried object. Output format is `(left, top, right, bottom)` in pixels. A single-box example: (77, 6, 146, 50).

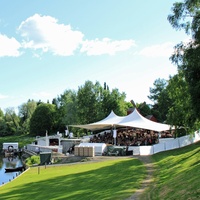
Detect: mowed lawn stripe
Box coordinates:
(0, 157, 146, 200)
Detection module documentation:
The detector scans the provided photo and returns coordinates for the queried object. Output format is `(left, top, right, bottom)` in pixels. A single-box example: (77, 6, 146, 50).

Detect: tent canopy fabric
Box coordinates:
(70, 109, 173, 132)
(70, 110, 125, 131)
(118, 109, 172, 132)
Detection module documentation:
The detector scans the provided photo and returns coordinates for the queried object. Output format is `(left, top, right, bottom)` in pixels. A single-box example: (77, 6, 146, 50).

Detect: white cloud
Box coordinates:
(81, 38, 135, 55)
(18, 14, 84, 56)
(0, 34, 21, 57)
(16, 14, 136, 57)
(138, 42, 175, 57)
(0, 93, 8, 99)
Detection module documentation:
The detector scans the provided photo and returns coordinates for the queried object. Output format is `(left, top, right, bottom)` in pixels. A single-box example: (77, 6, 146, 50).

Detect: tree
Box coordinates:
(18, 100, 37, 134)
(148, 78, 171, 122)
(108, 89, 127, 116)
(56, 89, 78, 132)
(76, 81, 99, 125)
(0, 108, 7, 136)
(100, 88, 114, 117)
(168, 1, 200, 41)
(148, 78, 167, 103)
(166, 72, 194, 134)
(137, 102, 152, 117)
(0, 108, 3, 118)
(76, 80, 129, 125)
(4, 108, 21, 135)
(168, 0, 200, 120)
(29, 103, 56, 136)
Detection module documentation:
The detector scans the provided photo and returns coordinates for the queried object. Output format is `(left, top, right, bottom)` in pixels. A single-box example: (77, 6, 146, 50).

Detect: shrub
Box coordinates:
(25, 155, 40, 166)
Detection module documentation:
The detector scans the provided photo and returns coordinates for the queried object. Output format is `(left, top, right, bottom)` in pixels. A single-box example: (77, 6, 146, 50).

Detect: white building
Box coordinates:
(27, 134, 63, 154)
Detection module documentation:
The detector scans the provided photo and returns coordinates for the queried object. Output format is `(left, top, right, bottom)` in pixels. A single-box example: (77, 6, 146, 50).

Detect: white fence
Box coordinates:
(26, 131, 200, 156)
(128, 131, 200, 156)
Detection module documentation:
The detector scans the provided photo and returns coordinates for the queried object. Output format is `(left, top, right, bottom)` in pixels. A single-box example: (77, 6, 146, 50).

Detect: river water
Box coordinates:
(0, 155, 23, 186)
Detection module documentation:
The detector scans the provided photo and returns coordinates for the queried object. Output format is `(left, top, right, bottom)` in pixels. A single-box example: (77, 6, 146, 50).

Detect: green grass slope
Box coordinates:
(0, 158, 145, 200)
(142, 141, 200, 200)
(1, 139, 199, 200)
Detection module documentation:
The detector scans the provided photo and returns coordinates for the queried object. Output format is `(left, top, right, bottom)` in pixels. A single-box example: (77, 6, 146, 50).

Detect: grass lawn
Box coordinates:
(141, 141, 200, 200)
(0, 157, 146, 200)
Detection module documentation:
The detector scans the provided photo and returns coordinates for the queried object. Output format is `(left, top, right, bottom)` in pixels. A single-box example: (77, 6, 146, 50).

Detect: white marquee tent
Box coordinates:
(118, 108, 172, 132)
(71, 110, 125, 131)
(70, 109, 173, 132)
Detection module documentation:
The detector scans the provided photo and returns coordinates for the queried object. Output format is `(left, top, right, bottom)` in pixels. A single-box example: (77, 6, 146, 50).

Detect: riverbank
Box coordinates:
(0, 156, 145, 200)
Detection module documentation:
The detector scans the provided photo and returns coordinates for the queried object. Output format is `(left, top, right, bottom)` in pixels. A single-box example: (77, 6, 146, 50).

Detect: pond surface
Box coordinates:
(0, 155, 23, 186)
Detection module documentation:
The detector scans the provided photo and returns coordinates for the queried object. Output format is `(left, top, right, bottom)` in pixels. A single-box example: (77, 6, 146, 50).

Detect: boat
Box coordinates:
(5, 166, 26, 173)
(3, 142, 19, 157)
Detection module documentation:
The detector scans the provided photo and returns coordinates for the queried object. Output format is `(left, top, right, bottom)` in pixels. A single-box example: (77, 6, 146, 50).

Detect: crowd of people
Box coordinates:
(89, 128, 173, 146)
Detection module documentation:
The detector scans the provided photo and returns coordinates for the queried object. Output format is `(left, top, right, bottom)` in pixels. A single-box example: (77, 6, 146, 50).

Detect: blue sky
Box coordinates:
(0, 0, 188, 112)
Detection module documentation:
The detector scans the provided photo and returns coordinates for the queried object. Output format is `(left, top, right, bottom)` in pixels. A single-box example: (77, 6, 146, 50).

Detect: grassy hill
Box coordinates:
(0, 141, 199, 200)
(0, 157, 146, 200)
(141, 141, 200, 200)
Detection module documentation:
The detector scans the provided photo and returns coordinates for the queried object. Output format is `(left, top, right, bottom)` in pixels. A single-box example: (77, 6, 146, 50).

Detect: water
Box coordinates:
(0, 155, 23, 186)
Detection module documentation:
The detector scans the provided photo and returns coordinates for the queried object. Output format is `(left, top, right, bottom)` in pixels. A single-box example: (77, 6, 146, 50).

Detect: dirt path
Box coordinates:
(76, 155, 155, 200)
(126, 155, 155, 200)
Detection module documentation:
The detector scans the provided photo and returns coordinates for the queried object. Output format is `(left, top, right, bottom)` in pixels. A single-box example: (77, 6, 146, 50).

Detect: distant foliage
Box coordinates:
(55, 81, 130, 136)
(148, 79, 170, 123)
(147, 0, 200, 132)
(167, 0, 200, 131)
(18, 100, 37, 134)
(29, 103, 56, 136)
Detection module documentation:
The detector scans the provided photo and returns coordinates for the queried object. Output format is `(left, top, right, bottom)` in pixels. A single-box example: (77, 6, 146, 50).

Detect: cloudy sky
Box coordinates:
(0, 0, 188, 112)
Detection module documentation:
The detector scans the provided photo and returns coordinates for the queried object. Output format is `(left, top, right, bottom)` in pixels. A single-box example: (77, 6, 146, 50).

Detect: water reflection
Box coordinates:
(0, 155, 23, 186)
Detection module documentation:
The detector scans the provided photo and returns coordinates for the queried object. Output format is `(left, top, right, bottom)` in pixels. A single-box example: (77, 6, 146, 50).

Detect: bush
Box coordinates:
(25, 155, 40, 166)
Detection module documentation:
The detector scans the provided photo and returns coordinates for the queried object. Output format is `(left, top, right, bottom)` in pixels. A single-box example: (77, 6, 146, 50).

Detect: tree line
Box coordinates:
(149, 0, 200, 134)
(0, 81, 134, 137)
(0, 0, 199, 137)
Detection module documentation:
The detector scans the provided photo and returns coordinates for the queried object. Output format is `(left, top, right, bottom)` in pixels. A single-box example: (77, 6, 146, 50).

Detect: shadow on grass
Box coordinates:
(152, 142, 200, 180)
(0, 158, 146, 200)
(144, 142, 200, 200)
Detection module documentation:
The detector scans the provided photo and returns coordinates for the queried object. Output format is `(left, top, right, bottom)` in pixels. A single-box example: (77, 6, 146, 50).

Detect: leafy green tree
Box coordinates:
(29, 103, 56, 136)
(0, 108, 3, 118)
(99, 87, 112, 117)
(76, 80, 129, 125)
(52, 81, 130, 136)
(4, 108, 21, 135)
(148, 78, 167, 103)
(166, 72, 194, 134)
(52, 97, 60, 109)
(148, 78, 171, 122)
(100, 88, 127, 117)
(91, 81, 105, 120)
(168, 0, 200, 41)
(168, 0, 200, 120)
(0, 108, 7, 136)
(137, 102, 152, 117)
(108, 89, 128, 116)
(56, 89, 78, 132)
(18, 100, 37, 134)
(76, 81, 100, 124)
